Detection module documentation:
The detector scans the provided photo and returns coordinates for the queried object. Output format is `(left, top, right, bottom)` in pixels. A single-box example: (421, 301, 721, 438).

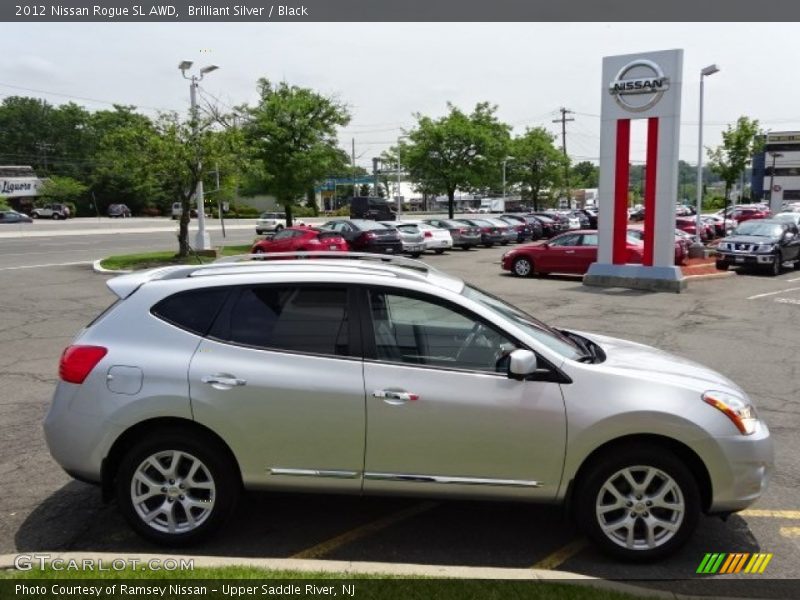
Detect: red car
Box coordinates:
(675, 217, 713, 241)
(732, 207, 770, 224)
(251, 227, 349, 255)
(501, 230, 644, 277)
(627, 228, 688, 265)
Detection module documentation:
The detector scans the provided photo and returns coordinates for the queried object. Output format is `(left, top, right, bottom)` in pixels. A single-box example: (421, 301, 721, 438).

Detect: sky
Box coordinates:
(0, 22, 798, 171)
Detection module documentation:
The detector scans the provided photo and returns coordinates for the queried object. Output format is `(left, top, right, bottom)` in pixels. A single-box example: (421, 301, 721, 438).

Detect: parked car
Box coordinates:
(543, 211, 575, 231)
(676, 217, 711, 242)
(31, 203, 70, 219)
(0, 210, 33, 224)
(456, 218, 503, 247)
(772, 212, 800, 229)
(423, 218, 482, 250)
(527, 214, 558, 238)
(700, 214, 733, 238)
(497, 215, 533, 243)
(320, 219, 403, 254)
(378, 222, 426, 257)
(626, 228, 688, 266)
(108, 203, 132, 218)
(484, 217, 517, 245)
(251, 227, 348, 255)
(350, 197, 396, 221)
(45, 252, 772, 558)
(172, 202, 211, 220)
(255, 211, 305, 234)
(715, 219, 800, 276)
(578, 208, 599, 229)
(629, 208, 646, 222)
(502, 230, 644, 277)
(502, 214, 545, 241)
(400, 221, 453, 254)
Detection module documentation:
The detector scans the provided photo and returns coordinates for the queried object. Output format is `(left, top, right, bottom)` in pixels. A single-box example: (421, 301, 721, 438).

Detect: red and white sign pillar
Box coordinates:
(585, 49, 685, 292)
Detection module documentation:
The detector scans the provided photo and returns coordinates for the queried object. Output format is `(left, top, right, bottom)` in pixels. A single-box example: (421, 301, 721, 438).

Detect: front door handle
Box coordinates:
(373, 389, 419, 405)
(202, 374, 247, 387)
(565, 250, 575, 254)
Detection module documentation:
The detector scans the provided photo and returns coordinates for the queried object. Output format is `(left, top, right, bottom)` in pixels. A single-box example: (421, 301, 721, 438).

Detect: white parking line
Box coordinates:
(788, 277, 800, 282)
(746, 287, 800, 300)
(775, 298, 800, 305)
(0, 261, 91, 271)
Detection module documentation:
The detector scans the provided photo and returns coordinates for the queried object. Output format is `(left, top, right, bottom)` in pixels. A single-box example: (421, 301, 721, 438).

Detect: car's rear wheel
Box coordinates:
(576, 445, 699, 561)
(52, 214, 60, 220)
(794, 257, 800, 270)
(434, 249, 445, 255)
(461, 245, 472, 251)
(512, 257, 533, 277)
(116, 430, 239, 546)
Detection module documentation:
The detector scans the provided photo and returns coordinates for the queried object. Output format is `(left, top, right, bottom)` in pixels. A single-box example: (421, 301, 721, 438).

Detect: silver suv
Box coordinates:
(44, 253, 773, 560)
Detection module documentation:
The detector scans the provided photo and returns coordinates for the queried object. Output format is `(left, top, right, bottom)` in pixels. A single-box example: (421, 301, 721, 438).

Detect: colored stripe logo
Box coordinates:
(696, 553, 773, 574)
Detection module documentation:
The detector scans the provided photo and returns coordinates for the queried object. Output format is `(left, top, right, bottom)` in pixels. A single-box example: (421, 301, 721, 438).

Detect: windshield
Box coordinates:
(462, 285, 582, 360)
(735, 221, 784, 237)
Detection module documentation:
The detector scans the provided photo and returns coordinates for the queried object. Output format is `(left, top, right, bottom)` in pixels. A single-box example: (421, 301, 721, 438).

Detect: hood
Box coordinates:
(574, 330, 744, 396)
(722, 235, 778, 244)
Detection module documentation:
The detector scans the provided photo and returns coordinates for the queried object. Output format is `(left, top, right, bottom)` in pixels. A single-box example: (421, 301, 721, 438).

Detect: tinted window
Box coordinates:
(353, 220, 388, 231)
(550, 234, 581, 246)
(152, 288, 229, 335)
(226, 286, 351, 356)
(369, 291, 517, 373)
(580, 233, 598, 246)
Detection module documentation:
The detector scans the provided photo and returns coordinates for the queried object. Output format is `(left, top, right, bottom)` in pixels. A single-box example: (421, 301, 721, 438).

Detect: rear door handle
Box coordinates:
(373, 389, 419, 405)
(202, 375, 247, 387)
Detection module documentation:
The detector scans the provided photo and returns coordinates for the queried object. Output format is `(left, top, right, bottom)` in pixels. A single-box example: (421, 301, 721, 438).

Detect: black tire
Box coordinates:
(794, 258, 800, 271)
(275, 225, 283, 232)
(483, 243, 494, 248)
(575, 444, 700, 562)
(715, 261, 729, 271)
(770, 253, 782, 276)
(434, 249, 446, 255)
(31, 213, 39, 219)
(410, 252, 422, 258)
(512, 257, 534, 278)
(116, 429, 240, 546)
(52, 214, 60, 220)
(461, 245, 472, 251)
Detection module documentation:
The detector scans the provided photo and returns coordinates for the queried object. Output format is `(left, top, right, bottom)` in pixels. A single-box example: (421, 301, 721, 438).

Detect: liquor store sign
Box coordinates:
(0, 177, 42, 196)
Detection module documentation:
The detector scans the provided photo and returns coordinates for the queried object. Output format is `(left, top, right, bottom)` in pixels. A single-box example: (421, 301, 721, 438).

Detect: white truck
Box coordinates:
(480, 198, 505, 213)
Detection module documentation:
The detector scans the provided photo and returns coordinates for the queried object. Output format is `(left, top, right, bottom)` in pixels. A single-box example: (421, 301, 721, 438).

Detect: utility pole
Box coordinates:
(351, 138, 356, 199)
(372, 157, 380, 197)
(553, 108, 574, 207)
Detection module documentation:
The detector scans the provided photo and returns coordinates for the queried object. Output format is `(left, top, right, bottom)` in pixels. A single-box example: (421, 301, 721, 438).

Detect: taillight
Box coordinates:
(424, 231, 433, 238)
(59, 345, 107, 384)
(457, 228, 465, 234)
(482, 227, 491, 233)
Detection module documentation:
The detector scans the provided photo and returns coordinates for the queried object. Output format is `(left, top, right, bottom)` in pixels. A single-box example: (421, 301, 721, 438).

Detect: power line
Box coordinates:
(0, 81, 170, 114)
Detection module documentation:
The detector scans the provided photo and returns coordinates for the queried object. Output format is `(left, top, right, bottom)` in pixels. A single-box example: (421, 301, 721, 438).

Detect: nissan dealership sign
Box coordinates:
(609, 59, 670, 113)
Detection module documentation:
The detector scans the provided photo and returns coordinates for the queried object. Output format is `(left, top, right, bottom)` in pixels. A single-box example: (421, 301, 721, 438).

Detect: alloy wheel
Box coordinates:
(130, 450, 216, 534)
(594, 465, 685, 551)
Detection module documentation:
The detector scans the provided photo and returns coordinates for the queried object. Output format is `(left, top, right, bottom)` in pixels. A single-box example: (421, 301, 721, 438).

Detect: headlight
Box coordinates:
(702, 390, 758, 435)
(757, 244, 776, 253)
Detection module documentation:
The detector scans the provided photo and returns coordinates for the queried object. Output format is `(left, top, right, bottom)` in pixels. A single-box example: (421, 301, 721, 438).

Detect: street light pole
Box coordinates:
(396, 135, 407, 219)
(690, 64, 719, 259)
(179, 61, 219, 251)
(502, 156, 514, 202)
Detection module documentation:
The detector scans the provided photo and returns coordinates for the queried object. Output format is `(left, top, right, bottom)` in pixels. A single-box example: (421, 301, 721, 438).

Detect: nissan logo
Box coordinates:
(609, 59, 670, 113)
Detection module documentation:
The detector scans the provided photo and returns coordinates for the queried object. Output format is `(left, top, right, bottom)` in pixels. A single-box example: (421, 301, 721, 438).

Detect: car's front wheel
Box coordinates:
(512, 257, 533, 277)
(715, 261, 729, 271)
(434, 249, 446, 255)
(576, 445, 700, 561)
(770, 253, 783, 276)
(116, 430, 239, 546)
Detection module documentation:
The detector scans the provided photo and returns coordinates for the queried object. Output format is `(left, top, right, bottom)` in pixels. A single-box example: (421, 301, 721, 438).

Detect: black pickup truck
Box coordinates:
(715, 219, 800, 276)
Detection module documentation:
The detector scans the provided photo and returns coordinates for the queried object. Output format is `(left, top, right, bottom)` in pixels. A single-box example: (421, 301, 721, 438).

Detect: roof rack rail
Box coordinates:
(211, 251, 440, 275)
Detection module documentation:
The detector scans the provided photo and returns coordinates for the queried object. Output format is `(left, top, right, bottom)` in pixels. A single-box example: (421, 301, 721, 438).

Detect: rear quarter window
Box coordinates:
(151, 288, 230, 336)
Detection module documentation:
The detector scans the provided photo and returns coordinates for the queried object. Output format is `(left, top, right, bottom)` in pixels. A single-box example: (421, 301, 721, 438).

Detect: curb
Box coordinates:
(684, 271, 735, 281)
(0, 552, 713, 600)
(92, 259, 132, 275)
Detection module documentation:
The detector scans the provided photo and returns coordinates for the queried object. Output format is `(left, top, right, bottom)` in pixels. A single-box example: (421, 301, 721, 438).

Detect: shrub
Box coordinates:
(141, 206, 161, 217)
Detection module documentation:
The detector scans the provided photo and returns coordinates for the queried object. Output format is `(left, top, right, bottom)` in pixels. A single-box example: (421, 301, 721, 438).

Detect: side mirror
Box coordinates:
(508, 349, 537, 380)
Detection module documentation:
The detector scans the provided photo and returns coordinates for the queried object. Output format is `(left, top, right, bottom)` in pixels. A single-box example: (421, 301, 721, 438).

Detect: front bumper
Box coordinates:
(697, 421, 774, 513)
(717, 252, 778, 266)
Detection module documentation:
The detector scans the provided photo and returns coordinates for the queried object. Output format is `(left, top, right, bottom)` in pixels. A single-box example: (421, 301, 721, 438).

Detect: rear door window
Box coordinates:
(151, 288, 230, 336)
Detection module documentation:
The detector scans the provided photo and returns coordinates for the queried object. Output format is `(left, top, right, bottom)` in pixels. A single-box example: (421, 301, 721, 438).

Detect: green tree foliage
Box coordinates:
(400, 102, 511, 218)
(38, 176, 88, 206)
(507, 127, 566, 211)
(571, 161, 599, 189)
(243, 79, 351, 226)
(708, 116, 762, 203)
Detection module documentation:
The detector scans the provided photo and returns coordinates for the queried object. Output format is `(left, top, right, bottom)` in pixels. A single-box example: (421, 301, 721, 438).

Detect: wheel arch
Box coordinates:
(564, 433, 712, 517)
(101, 417, 242, 501)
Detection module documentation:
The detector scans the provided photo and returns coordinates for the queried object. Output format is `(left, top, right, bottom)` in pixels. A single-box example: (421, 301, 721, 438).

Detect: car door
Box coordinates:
(575, 233, 600, 272)
(188, 284, 366, 492)
(540, 233, 582, 272)
(360, 287, 566, 501)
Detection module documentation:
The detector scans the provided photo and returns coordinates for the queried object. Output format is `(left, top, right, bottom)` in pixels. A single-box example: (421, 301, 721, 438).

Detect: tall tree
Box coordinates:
(507, 127, 566, 211)
(244, 79, 351, 225)
(401, 102, 511, 218)
(571, 161, 599, 189)
(708, 116, 762, 209)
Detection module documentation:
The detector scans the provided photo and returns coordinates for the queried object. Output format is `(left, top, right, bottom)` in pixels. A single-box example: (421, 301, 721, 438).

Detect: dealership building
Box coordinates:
(751, 131, 800, 206)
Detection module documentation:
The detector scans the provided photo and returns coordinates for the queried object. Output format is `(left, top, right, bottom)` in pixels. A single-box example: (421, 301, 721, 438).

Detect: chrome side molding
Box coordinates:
(364, 472, 541, 487)
(269, 468, 359, 479)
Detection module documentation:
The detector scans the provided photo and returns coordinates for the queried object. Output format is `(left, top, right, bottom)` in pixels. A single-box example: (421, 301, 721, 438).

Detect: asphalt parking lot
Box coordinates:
(1, 225, 799, 596)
